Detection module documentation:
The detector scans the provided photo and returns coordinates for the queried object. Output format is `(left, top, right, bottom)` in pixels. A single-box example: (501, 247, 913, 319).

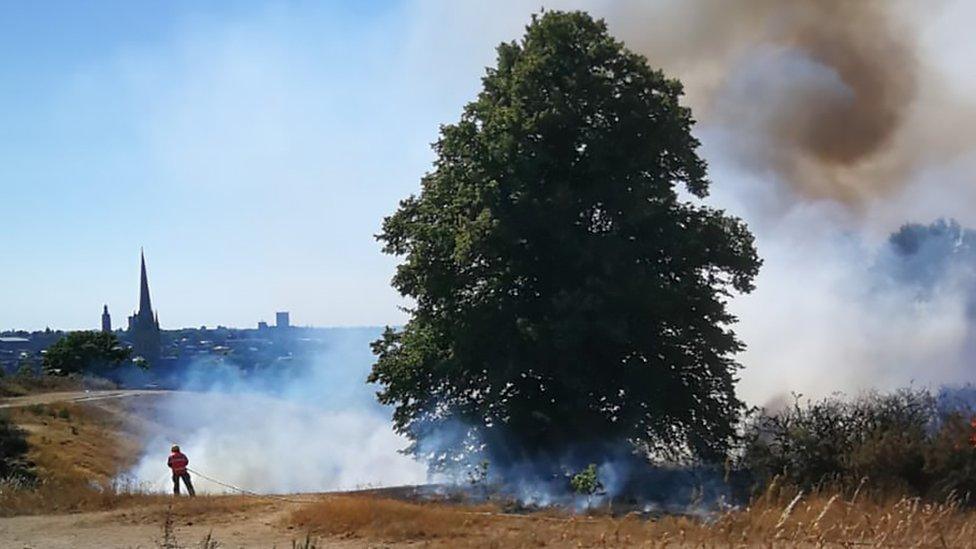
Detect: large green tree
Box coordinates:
(43, 331, 132, 376)
(370, 11, 760, 471)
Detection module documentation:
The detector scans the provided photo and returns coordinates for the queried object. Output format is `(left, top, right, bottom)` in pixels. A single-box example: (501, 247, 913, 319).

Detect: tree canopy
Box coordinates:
(43, 331, 132, 376)
(370, 11, 760, 472)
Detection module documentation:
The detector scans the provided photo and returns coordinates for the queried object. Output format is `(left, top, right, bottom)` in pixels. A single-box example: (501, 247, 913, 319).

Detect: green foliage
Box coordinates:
(16, 357, 37, 379)
(570, 464, 602, 496)
(0, 412, 34, 482)
(740, 389, 976, 500)
(467, 460, 490, 486)
(42, 331, 132, 376)
(369, 10, 760, 469)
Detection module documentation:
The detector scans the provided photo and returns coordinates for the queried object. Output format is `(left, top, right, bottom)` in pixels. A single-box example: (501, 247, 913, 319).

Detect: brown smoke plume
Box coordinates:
(604, 0, 927, 204)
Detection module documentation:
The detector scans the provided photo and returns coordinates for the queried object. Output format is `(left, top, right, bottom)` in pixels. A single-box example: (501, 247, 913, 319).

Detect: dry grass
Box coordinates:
(0, 374, 113, 397)
(289, 487, 976, 547)
(0, 394, 174, 516)
(0, 474, 276, 520)
(0, 477, 167, 516)
(291, 496, 496, 541)
(7, 400, 144, 484)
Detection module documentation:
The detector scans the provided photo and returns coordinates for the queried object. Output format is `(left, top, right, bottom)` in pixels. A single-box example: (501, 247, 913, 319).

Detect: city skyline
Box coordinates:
(0, 1, 486, 331)
(95, 249, 303, 332)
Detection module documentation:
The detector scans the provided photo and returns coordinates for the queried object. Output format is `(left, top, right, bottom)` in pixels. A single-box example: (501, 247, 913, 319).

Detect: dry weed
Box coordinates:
(289, 488, 976, 547)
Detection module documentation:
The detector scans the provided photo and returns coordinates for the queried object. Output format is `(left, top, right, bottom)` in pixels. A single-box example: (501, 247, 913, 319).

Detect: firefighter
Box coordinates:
(167, 444, 196, 496)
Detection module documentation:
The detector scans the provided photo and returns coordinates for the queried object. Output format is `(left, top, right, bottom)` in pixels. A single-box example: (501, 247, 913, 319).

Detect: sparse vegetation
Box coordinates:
(570, 464, 602, 502)
(17, 358, 39, 379)
(466, 460, 489, 487)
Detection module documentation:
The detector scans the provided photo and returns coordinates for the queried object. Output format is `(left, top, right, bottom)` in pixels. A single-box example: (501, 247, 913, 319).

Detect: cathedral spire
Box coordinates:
(101, 304, 111, 333)
(139, 248, 153, 316)
(129, 248, 161, 363)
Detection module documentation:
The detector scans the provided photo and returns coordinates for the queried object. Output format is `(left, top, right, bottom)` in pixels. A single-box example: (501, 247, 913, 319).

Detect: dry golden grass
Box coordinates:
(0, 374, 112, 397)
(290, 495, 496, 541)
(7, 400, 143, 484)
(0, 394, 174, 517)
(0, 477, 165, 516)
(289, 487, 976, 548)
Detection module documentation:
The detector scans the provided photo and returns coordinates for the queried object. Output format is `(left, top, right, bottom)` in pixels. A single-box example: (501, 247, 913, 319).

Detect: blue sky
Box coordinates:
(0, 1, 531, 330)
(3, 0, 976, 350)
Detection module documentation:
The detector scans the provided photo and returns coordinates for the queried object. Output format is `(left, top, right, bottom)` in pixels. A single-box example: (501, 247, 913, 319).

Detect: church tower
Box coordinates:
(101, 305, 111, 333)
(127, 249, 161, 363)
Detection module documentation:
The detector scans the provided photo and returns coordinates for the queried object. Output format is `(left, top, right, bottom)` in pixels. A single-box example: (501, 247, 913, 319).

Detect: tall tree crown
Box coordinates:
(371, 11, 760, 470)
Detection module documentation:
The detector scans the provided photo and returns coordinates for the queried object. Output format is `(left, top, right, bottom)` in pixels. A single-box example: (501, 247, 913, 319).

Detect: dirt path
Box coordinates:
(0, 390, 424, 547)
(0, 389, 171, 409)
(0, 504, 375, 548)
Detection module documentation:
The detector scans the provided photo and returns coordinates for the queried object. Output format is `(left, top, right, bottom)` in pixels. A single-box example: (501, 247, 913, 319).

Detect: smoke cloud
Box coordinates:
(127, 330, 426, 494)
(599, 0, 970, 203)
(584, 0, 976, 403)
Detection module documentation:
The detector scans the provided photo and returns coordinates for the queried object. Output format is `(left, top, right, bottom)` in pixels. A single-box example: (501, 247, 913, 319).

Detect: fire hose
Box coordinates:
(184, 467, 321, 504)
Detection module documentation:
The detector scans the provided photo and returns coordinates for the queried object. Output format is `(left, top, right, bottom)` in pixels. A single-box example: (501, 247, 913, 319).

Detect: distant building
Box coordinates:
(257, 321, 269, 330)
(127, 250, 161, 363)
(101, 305, 112, 332)
(275, 312, 290, 329)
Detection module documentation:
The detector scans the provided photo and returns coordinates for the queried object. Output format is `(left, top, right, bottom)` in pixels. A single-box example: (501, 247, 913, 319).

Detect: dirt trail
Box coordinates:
(0, 389, 171, 409)
(0, 390, 414, 547)
(0, 504, 375, 548)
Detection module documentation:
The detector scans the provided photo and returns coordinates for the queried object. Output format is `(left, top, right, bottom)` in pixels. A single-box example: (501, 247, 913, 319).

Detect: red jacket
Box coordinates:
(168, 451, 189, 474)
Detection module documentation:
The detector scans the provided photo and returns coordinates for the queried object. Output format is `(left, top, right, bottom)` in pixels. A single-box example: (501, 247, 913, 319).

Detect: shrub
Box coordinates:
(571, 464, 602, 498)
(0, 412, 34, 482)
(16, 360, 37, 379)
(739, 388, 976, 500)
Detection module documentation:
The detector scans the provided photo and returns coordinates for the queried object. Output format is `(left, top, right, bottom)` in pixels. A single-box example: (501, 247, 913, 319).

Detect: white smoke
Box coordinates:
(127, 330, 425, 494)
(730, 211, 976, 405)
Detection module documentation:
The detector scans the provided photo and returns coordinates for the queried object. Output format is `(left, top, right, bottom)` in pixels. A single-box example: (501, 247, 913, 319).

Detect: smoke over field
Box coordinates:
(128, 329, 425, 494)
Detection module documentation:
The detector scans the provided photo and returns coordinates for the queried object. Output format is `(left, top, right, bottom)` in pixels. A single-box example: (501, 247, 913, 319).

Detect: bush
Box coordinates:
(571, 464, 602, 497)
(16, 360, 37, 379)
(0, 412, 34, 482)
(739, 388, 976, 500)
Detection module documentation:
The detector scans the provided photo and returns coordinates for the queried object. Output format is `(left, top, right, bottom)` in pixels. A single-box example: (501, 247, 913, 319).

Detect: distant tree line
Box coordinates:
(42, 331, 133, 377)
